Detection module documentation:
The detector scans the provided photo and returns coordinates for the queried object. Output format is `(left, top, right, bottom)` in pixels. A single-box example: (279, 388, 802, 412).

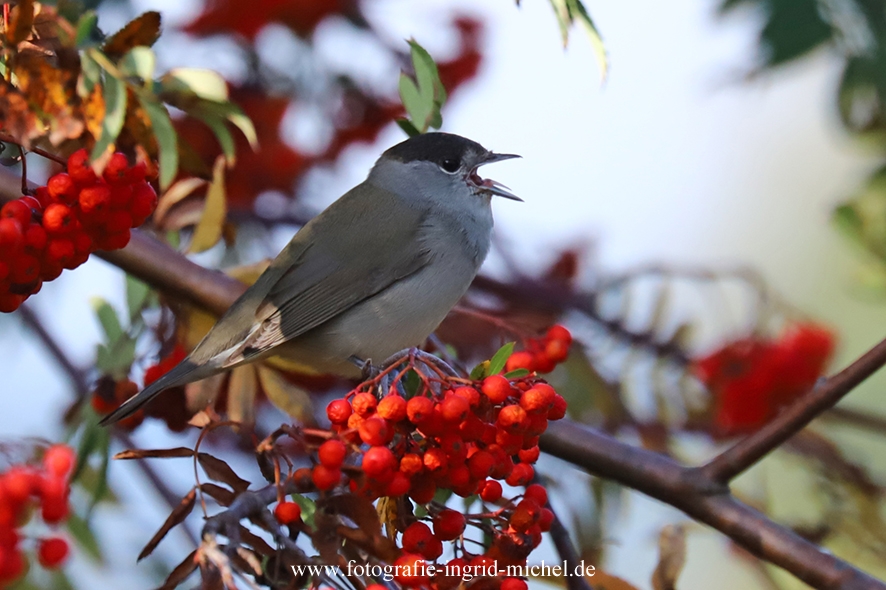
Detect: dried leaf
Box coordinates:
(324, 493, 381, 537)
(238, 525, 275, 556)
(114, 447, 195, 460)
(227, 365, 257, 425)
(199, 483, 235, 507)
(103, 12, 162, 58)
(138, 488, 197, 561)
(8, 0, 36, 45)
(197, 453, 249, 494)
(652, 524, 686, 590)
(256, 364, 313, 420)
(189, 155, 227, 253)
(153, 177, 208, 225)
(157, 549, 198, 590)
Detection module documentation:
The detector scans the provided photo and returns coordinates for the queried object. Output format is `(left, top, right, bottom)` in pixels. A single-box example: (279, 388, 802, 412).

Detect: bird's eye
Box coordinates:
(440, 158, 460, 173)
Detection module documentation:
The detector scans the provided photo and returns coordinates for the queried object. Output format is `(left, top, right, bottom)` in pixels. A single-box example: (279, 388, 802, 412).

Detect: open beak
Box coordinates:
(471, 152, 522, 201)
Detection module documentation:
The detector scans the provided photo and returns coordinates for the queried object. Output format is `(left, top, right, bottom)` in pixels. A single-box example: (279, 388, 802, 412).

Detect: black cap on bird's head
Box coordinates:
(383, 132, 522, 201)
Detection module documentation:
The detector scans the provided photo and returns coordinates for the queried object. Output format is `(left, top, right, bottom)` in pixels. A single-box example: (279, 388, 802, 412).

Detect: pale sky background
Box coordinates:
(3, 0, 886, 588)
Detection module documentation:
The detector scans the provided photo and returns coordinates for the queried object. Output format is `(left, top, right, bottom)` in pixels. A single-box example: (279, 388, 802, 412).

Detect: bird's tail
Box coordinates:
(98, 359, 213, 426)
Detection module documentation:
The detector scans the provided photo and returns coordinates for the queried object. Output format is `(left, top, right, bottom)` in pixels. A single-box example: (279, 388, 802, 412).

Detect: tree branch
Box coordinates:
(539, 420, 885, 590)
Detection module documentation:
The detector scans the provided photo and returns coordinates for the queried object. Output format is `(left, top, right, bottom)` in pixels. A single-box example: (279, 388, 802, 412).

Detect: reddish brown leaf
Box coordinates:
(199, 482, 235, 507)
(323, 493, 381, 537)
(157, 548, 198, 590)
(103, 11, 162, 57)
(238, 525, 275, 556)
(8, 0, 35, 45)
(198, 452, 249, 494)
(139, 487, 197, 561)
(114, 447, 195, 460)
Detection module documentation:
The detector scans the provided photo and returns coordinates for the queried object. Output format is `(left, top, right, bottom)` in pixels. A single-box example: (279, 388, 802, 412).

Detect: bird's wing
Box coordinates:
(223, 189, 433, 365)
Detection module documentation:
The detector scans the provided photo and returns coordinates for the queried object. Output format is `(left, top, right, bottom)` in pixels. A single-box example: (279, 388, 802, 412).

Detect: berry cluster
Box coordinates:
(694, 322, 835, 437)
(504, 325, 572, 374)
(0, 149, 158, 313)
(0, 445, 74, 585)
(273, 335, 571, 589)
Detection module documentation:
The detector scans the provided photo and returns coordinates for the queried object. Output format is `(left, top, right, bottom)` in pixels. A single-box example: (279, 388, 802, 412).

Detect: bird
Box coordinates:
(100, 132, 520, 426)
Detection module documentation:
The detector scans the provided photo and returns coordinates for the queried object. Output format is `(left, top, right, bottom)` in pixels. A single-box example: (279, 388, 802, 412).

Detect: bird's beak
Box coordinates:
(471, 152, 523, 202)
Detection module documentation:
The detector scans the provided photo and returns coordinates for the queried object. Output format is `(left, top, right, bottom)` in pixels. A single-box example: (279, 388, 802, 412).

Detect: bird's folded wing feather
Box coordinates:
(224, 189, 432, 364)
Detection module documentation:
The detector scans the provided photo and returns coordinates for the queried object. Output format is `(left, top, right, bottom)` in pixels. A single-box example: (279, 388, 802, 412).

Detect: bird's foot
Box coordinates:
(379, 348, 461, 379)
(349, 355, 378, 380)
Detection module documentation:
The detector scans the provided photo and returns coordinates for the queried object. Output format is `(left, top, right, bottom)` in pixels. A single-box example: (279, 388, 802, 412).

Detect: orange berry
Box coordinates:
(505, 351, 536, 373)
(43, 445, 75, 479)
(481, 375, 512, 404)
(351, 392, 377, 417)
(377, 394, 407, 421)
(406, 396, 434, 423)
(440, 394, 469, 423)
(326, 399, 352, 424)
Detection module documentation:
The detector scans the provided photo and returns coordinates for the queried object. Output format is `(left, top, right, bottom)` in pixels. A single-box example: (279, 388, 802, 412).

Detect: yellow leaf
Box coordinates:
(188, 155, 226, 253)
(8, 0, 35, 45)
(102, 11, 161, 58)
(651, 524, 686, 590)
(256, 365, 312, 421)
(227, 365, 257, 425)
(154, 177, 208, 226)
(376, 496, 398, 539)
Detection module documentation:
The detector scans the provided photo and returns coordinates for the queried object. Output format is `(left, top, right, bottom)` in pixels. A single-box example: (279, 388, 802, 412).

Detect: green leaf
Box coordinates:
(399, 74, 430, 132)
(488, 342, 516, 376)
(161, 68, 229, 102)
(189, 155, 227, 253)
(396, 118, 421, 137)
(119, 46, 156, 81)
(504, 368, 530, 379)
(50, 570, 78, 590)
(290, 493, 317, 527)
(139, 97, 179, 190)
(96, 337, 137, 374)
(469, 360, 490, 380)
(74, 11, 99, 47)
(759, 0, 833, 67)
(404, 369, 421, 397)
(90, 71, 127, 161)
(566, 0, 609, 80)
(190, 101, 258, 150)
(67, 511, 104, 562)
(194, 112, 236, 164)
(125, 275, 152, 320)
(77, 52, 101, 98)
(398, 39, 447, 133)
(91, 298, 124, 343)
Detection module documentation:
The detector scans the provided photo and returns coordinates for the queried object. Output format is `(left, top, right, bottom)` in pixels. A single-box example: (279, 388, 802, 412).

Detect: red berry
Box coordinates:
(42, 204, 76, 235)
(385, 471, 411, 496)
(538, 508, 555, 531)
(451, 386, 480, 407)
(326, 399, 352, 424)
(79, 183, 112, 215)
(505, 351, 536, 373)
(545, 338, 570, 363)
(274, 501, 302, 525)
(408, 476, 436, 504)
(47, 173, 78, 204)
(94, 229, 131, 251)
(43, 445, 75, 479)
(518, 446, 540, 464)
(318, 439, 347, 468)
(34, 186, 52, 208)
(358, 417, 391, 446)
(548, 394, 567, 420)
(104, 210, 132, 233)
(481, 375, 512, 404)
(351, 392, 377, 417)
(11, 253, 40, 283)
(311, 465, 341, 491)
(547, 324, 572, 346)
(506, 463, 534, 487)
(406, 396, 434, 423)
(40, 477, 70, 524)
(67, 149, 96, 185)
(0, 218, 23, 250)
(0, 260, 8, 281)
(23, 224, 47, 252)
(402, 521, 433, 553)
(128, 161, 147, 183)
(440, 394, 469, 423)
(71, 232, 93, 256)
(501, 578, 528, 590)
(130, 182, 157, 226)
(362, 445, 396, 479)
(479, 479, 502, 502)
(497, 404, 529, 434)
(468, 450, 495, 480)
(1, 200, 31, 226)
(109, 185, 133, 210)
(0, 293, 24, 312)
(399, 453, 424, 476)
(524, 483, 548, 506)
(433, 509, 466, 541)
(46, 239, 75, 268)
(37, 536, 69, 568)
(0, 547, 24, 582)
(392, 554, 429, 587)
(377, 394, 407, 421)
(103, 152, 131, 185)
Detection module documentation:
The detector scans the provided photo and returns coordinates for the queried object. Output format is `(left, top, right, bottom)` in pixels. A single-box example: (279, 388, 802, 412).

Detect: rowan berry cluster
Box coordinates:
(0, 149, 158, 313)
(274, 333, 571, 589)
(504, 325, 572, 374)
(0, 444, 74, 585)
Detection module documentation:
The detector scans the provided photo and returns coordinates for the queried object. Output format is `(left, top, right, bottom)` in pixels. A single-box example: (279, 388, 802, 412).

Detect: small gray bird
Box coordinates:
(100, 132, 520, 425)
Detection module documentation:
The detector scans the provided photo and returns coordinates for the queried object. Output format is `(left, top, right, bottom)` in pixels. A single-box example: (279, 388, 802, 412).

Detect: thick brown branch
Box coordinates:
(539, 420, 885, 590)
(701, 336, 886, 484)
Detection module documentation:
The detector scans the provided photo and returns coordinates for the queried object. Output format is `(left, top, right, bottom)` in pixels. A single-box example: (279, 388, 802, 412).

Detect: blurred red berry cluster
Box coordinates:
(0, 149, 158, 313)
(505, 325, 573, 374)
(0, 445, 74, 585)
(694, 322, 836, 437)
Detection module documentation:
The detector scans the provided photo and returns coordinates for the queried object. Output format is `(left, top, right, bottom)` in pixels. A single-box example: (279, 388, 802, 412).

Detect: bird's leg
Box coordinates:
(349, 355, 378, 380)
(379, 348, 461, 379)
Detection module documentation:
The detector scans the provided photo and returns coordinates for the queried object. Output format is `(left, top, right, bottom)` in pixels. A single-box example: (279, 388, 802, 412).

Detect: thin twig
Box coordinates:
(0, 132, 67, 165)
